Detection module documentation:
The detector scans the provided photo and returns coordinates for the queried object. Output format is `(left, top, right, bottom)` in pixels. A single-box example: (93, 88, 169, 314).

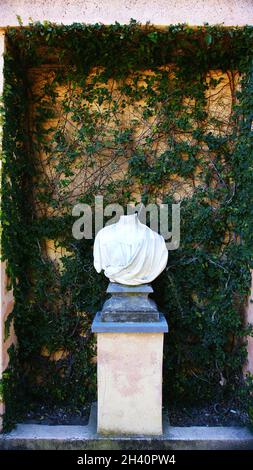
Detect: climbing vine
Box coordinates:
(1, 21, 253, 429)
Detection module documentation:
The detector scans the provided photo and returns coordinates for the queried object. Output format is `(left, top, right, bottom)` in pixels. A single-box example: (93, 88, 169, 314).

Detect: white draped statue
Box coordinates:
(93, 214, 168, 285)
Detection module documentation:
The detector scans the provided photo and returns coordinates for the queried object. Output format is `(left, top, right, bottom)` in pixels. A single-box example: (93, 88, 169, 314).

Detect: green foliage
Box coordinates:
(239, 373, 253, 426)
(1, 21, 253, 428)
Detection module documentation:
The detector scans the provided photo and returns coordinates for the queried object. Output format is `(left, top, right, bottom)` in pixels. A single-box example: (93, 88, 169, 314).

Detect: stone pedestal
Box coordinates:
(92, 283, 168, 435)
(100, 283, 159, 322)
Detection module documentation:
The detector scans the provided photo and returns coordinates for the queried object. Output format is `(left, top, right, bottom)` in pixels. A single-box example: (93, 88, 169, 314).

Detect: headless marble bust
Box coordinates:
(93, 213, 168, 285)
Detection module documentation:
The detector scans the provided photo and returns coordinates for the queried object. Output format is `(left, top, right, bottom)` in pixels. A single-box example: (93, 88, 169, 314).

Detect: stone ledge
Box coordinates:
(1, 425, 252, 450)
(107, 283, 153, 294)
(92, 312, 168, 333)
(0, 404, 253, 450)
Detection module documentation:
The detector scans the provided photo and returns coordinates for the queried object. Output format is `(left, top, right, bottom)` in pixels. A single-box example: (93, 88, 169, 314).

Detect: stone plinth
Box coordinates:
(100, 283, 159, 322)
(92, 283, 168, 435)
(95, 330, 165, 435)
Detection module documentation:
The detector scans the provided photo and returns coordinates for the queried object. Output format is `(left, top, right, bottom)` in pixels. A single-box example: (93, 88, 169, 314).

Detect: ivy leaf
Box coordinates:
(98, 96, 103, 106)
(205, 33, 213, 46)
(147, 32, 158, 43)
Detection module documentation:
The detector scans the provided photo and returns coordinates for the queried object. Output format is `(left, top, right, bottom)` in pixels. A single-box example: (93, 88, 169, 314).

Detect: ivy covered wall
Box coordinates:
(1, 21, 253, 428)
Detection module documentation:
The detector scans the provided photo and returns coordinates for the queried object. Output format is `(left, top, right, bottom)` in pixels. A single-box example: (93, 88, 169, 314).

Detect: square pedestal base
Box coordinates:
(96, 331, 164, 435)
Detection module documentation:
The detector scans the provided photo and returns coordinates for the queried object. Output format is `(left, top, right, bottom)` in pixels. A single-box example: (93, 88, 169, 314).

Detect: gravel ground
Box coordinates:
(168, 400, 250, 427)
(23, 404, 90, 425)
(23, 399, 250, 427)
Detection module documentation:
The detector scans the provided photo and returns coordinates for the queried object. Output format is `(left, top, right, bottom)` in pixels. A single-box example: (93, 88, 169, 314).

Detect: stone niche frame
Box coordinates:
(1, 0, 253, 432)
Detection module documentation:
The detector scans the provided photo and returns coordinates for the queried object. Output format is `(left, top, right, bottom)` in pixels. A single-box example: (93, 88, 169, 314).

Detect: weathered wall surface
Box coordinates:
(0, 0, 253, 27)
(97, 332, 164, 435)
